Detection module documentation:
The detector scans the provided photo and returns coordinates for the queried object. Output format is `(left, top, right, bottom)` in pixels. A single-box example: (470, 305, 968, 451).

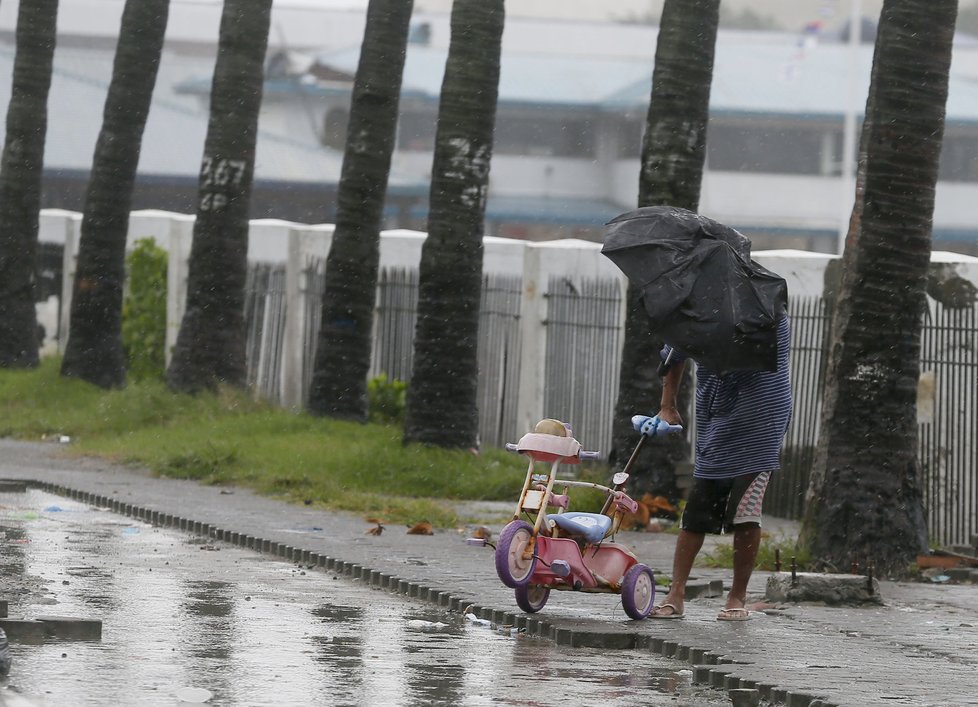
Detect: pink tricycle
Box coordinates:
(474, 415, 681, 619)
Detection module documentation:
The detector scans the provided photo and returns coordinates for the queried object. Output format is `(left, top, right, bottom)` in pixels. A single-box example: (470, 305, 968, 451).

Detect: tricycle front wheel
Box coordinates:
(515, 584, 550, 613)
(621, 563, 656, 620)
(495, 520, 537, 588)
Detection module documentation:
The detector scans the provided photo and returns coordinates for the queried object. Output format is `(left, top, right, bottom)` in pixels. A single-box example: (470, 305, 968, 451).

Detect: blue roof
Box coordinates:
(313, 44, 653, 110)
(0, 39, 420, 188)
(309, 32, 978, 124)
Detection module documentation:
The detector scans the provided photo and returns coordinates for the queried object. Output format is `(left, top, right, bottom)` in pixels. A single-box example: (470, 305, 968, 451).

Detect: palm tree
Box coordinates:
(0, 0, 59, 368)
(607, 0, 720, 499)
(166, 0, 273, 393)
(801, 0, 956, 576)
(60, 0, 171, 388)
(402, 0, 504, 448)
(307, 0, 414, 421)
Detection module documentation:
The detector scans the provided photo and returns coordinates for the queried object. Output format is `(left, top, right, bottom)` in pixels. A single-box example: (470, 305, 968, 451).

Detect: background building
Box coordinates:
(2, 1, 977, 254)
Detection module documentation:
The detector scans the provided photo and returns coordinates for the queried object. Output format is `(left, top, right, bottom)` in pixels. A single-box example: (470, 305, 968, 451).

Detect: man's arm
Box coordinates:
(657, 358, 686, 426)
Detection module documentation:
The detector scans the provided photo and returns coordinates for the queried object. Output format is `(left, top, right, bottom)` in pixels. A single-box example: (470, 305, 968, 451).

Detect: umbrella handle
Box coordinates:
(657, 348, 675, 377)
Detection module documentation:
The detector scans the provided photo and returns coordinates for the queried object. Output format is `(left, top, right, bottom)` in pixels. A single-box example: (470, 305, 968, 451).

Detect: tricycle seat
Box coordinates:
(548, 512, 612, 544)
(516, 433, 583, 463)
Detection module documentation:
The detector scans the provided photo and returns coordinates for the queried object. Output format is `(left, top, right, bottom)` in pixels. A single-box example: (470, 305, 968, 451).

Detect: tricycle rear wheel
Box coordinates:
(495, 520, 536, 588)
(515, 584, 550, 613)
(621, 563, 656, 619)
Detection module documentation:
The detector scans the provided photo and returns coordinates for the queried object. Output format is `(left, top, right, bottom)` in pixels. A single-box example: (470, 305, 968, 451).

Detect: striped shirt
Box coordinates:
(664, 314, 792, 480)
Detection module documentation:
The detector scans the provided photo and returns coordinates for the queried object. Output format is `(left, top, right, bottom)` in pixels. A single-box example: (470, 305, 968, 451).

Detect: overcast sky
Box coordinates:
(5, 0, 972, 45)
(0, 0, 889, 35)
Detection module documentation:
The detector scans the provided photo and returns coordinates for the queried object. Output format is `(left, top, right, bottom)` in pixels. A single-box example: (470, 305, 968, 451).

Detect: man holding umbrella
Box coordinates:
(602, 206, 792, 621)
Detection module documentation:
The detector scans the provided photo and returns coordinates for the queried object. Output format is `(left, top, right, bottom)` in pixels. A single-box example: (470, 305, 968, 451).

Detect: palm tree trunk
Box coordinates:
(608, 0, 720, 500)
(403, 0, 504, 448)
(0, 0, 59, 368)
(307, 0, 414, 421)
(166, 0, 273, 393)
(801, 0, 956, 576)
(61, 0, 171, 388)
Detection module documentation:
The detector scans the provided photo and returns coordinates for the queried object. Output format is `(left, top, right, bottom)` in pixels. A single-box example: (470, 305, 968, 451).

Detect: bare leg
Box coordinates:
(725, 523, 761, 610)
(652, 529, 704, 616)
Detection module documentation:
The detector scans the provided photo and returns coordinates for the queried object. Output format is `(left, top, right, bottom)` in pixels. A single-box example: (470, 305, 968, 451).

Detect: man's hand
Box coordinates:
(656, 406, 683, 427)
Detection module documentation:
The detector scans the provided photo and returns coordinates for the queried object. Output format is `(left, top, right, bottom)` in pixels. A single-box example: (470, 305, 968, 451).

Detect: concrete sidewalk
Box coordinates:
(1, 438, 976, 707)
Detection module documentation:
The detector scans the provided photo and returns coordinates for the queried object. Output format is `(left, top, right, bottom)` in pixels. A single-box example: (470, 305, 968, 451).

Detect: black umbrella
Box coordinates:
(601, 205, 787, 376)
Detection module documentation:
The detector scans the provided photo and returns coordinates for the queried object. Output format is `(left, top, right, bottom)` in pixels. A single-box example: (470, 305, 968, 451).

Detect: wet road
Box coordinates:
(1, 488, 728, 706)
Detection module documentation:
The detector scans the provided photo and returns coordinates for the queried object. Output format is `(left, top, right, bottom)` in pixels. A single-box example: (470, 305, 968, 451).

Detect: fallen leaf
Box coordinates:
(407, 521, 434, 535)
(621, 498, 651, 530)
(471, 526, 492, 541)
(645, 494, 679, 517)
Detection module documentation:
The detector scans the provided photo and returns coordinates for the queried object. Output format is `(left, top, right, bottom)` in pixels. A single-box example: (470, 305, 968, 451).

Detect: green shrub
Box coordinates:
(122, 238, 168, 381)
(700, 532, 810, 571)
(367, 374, 407, 424)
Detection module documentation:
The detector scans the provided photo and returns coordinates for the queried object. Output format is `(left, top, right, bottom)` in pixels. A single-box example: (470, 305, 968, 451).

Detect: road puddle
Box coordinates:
(1, 488, 725, 706)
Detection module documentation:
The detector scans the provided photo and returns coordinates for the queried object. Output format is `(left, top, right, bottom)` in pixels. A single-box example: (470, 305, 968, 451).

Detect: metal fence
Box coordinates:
(766, 297, 829, 520)
(369, 267, 524, 448)
(476, 274, 523, 448)
(543, 276, 623, 455)
(243, 263, 287, 404)
(763, 296, 978, 547)
(268, 262, 524, 448)
(371, 267, 420, 384)
(920, 301, 978, 546)
(242, 263, 977, 546)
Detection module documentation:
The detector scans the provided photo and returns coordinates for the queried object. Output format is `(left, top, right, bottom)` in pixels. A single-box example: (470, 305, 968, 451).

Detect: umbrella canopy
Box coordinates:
(601, 205, 787, 376)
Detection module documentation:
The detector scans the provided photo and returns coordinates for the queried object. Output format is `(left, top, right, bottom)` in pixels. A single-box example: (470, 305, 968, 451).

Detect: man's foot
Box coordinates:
(717, 607, 751, 621)
(650, 602, 684, 619)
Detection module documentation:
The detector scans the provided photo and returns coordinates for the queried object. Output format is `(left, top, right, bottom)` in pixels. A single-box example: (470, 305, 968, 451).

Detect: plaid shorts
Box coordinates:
(680, 471, 772, 535)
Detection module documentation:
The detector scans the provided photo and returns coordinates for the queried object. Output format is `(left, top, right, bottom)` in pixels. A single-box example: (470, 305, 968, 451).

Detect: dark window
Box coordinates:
(616, 118, 644, 159)
(398, 111, 437, 151)
(398, 112, 594, 157)
(939, 134, 978, 182)
(707, 121, 831, 175)
(321, 108, 349, 150)
(493, 116, 595, 157)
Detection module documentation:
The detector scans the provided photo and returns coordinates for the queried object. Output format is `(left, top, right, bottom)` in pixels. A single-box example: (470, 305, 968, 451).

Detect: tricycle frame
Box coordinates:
(493, 429, 656, 619)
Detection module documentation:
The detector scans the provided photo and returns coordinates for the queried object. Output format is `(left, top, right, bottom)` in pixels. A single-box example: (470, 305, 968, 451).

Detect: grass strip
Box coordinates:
(0, 359, 551, 528)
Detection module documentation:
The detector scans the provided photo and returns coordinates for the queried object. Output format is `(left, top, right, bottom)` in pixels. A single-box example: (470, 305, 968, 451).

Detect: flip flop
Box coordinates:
(650, 603, 685, 619)
(717, 607, 751, 621)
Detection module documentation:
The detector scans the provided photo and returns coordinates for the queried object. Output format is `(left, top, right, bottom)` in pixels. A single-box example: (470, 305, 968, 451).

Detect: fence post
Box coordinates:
(165, 215, 196, 366)
(281, 224, 334, 411)
(44, 210, 81, 354)
(515, 244, 547, 435)
(282, 227, 304, 411)
(247, 218, 295, 264)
